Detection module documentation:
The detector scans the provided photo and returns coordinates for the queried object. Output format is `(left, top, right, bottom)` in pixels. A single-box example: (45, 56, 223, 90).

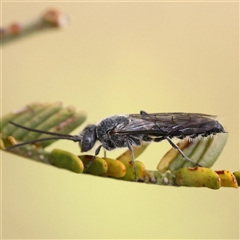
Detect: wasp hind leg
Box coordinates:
(165, 137, 201, 167)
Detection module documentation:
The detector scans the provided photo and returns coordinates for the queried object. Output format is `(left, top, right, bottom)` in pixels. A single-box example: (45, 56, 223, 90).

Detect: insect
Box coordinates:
(6, 111, 226, 179)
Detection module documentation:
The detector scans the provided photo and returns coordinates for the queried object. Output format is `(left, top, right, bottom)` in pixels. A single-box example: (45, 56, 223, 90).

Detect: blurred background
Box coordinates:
(1, 2, 239, 239)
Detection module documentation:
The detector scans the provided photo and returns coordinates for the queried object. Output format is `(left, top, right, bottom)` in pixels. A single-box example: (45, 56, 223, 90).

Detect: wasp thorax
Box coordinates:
(79, 124, 97, 152)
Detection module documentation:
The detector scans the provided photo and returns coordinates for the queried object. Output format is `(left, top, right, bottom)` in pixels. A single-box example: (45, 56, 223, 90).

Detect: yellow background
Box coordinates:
(1, 2, 239, 239)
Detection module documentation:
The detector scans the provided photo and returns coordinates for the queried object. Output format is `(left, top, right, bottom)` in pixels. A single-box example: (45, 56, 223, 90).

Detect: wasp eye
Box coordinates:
(81, 136, 94, 152)
(85, 136, 91, 144)
(78, 125, 97, 152)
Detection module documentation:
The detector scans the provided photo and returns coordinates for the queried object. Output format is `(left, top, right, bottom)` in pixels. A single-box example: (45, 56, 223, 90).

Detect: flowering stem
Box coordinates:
(1, 8, 69, 45)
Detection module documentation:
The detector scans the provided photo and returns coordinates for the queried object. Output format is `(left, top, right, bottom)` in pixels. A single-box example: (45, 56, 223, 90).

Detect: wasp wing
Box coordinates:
(114, 113, 224, 138)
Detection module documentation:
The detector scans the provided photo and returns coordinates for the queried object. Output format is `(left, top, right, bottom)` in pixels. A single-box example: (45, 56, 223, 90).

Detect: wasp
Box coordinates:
(6, 111, 226, 179)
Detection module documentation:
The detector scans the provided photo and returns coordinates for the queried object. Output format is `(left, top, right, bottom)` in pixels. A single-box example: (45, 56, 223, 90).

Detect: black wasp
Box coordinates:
(6, 111, 226, 179)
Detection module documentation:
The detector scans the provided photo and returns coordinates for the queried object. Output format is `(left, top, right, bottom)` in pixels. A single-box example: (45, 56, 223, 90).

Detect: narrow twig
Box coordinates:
(1, 8, 69, 45)
(1, 102, 238, 188)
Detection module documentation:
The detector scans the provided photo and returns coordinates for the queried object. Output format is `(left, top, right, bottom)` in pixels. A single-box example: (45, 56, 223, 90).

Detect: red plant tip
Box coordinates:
(42, 9, 69, 27)
(10, 22, 22, 35)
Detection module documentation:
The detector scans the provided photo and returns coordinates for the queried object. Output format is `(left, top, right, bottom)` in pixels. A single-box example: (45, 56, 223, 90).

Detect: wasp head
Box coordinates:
(79, 124, 97, 152)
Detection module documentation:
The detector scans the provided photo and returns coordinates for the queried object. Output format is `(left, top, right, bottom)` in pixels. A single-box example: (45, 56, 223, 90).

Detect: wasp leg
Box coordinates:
(84, 145, 103, 170)
(126, 141, 137, 181)
(152, 136, 165, 142)
(165, 137, 201, 166)
(140, 110, 148, 115)
(142, 136, 153, 142)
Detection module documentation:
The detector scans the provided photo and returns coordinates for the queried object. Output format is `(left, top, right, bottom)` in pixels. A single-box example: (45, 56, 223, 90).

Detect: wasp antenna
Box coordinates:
(5, 135, 81, 151)
(8, 121, 74, 138)
(5, 121, 83, 151)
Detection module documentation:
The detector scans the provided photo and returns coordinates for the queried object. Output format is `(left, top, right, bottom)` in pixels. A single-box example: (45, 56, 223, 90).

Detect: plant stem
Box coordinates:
(1, 8, 69, 45)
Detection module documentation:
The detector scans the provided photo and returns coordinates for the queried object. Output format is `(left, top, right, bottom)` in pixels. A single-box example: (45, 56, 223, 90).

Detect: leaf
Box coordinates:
(1, 102, 87, 165)
(2, 102, 238, 188)
(51, 149, 84, 173)
(175, 167, 221, 189)
(157, 134, 228, 172)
